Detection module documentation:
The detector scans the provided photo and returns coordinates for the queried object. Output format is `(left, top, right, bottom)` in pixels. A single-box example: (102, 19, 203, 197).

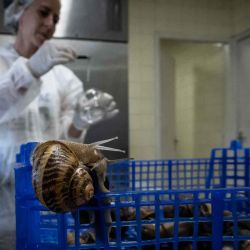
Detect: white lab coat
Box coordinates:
(0, 43, 85, 185)
(0, 43, 86, 250)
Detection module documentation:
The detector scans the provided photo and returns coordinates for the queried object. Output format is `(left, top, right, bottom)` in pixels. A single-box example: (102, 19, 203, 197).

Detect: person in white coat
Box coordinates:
(0, 0, 118, 249)
(0, 0, 119, 185)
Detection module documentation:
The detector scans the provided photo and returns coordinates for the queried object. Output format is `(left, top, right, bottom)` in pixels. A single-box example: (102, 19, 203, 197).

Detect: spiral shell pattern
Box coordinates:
(32, 140, 94, 212)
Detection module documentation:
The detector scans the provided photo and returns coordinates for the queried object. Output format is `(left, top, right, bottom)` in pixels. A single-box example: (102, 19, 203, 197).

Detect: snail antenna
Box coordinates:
(96, 145, 126, 153)
(91, 136, 125, 153)
(91, 136, 119, 146)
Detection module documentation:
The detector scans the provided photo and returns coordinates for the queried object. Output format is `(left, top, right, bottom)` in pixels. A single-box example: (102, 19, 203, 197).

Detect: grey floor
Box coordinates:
(0, 185, 16, 250)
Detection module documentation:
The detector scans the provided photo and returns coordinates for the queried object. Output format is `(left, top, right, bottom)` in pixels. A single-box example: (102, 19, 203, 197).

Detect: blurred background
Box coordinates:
(0, 0, 250, 160)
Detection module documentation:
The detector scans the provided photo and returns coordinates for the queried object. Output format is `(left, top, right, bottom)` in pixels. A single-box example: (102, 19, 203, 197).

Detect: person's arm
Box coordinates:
(0, 56, 41, 123)
(68, 123, 85, 138)
(55, 66, 119, 142)
(53, 65, 88, 141)
(0, 41, 76, 124)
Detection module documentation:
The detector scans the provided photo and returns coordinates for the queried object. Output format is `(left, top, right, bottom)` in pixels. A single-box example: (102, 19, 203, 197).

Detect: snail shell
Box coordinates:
(32, 140, 96, 213)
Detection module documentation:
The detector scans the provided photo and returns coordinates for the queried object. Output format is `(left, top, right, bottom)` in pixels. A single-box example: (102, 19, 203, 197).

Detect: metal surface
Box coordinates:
(60, 38, 129, 159)
(0, 0, 128, 42)
(0, 35, 128, 249)
(0, 35, 129, 159)
(55, 0, 128, 41)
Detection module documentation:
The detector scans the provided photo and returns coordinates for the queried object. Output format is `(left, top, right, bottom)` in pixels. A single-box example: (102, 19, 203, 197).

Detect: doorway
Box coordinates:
(226, 30, 250, 148)
(159, 39, 228, 158)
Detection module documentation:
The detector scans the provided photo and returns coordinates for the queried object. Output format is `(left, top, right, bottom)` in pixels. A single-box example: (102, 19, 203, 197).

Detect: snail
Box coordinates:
(32, 137, 124, 213)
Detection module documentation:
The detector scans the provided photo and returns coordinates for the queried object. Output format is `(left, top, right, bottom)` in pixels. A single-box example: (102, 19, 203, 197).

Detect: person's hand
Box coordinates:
(27, 41, 76, 77)
(73, 89, 119, 130)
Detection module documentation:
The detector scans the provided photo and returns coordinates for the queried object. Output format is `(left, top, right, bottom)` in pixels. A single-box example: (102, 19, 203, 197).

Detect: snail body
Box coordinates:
(32, 137, 123, 213)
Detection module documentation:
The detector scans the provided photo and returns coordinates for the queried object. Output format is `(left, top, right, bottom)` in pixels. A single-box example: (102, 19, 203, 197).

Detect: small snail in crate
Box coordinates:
(32, 137, 124, 213)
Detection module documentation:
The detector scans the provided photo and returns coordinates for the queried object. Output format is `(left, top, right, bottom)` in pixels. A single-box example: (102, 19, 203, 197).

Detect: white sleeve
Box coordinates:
(53, 65, 87, 142)
(0, 57, 41, 124)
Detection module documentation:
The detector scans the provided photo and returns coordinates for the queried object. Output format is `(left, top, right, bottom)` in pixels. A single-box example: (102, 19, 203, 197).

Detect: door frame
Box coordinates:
(224, 29, 250, 146)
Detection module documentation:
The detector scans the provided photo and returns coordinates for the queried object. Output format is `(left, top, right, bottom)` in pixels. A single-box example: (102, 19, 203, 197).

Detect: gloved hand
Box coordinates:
(27, 41, 76, 77)
(73, 89, 119, 130)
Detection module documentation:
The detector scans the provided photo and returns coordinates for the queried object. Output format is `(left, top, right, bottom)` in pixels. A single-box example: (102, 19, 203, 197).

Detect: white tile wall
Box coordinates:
(232, 0, 250, 35)
(128, 0, 250, 160)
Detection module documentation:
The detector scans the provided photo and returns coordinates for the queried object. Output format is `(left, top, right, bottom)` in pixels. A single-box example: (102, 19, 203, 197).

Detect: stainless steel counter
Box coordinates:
(0, 185, 15, 250)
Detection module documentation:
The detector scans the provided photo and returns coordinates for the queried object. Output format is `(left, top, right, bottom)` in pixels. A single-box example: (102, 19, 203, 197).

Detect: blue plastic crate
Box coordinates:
(15, 141, 250, 250)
